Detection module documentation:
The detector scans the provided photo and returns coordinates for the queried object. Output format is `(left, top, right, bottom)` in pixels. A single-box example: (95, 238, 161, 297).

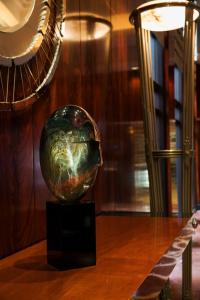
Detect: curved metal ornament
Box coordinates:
(0, 0, 64, 110)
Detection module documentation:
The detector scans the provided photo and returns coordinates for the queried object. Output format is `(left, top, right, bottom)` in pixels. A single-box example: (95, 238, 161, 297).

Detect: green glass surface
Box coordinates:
(40, 105, 102, 203)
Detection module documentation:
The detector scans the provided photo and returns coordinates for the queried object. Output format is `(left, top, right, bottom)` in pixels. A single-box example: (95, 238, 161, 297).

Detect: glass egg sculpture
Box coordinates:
(40, 105, 102, 203)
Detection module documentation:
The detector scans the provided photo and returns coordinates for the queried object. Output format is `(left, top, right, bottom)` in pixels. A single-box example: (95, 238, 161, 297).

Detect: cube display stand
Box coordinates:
(46, 201, 96, 270)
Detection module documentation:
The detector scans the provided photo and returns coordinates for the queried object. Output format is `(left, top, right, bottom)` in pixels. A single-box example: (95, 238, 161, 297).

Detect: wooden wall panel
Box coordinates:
(12, 109, 36, 249)
(32, 94, 52, 241)
(0, 112, 16, 257)
(53, 41, 83, 107)
(0, 108, 35, 257)
(0, 0, 144, 257)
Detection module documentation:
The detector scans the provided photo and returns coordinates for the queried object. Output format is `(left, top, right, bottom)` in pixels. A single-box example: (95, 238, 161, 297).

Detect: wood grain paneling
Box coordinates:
(0, 112, 16, 257)
(32, 93, 52, 241)
(0, 108, 35, 257)
(0, 0, 145, 257)
(11, 109, 35, 249)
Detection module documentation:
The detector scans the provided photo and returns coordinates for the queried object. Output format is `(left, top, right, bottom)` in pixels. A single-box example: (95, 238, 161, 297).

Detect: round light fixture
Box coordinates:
(130, 0, 200, 31)
(0, 0, 35, 33)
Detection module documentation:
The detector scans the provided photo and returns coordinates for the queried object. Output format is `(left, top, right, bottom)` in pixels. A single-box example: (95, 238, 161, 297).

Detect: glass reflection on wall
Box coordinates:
(101, 121, 150, 213)
(132, 122, 150, 212)
(170, 120, 181, 214)
(63, 14, 111, 42)
(62, 1, 152, 213)
(63, 0, 111, 42)
(170, 66, 183, 214)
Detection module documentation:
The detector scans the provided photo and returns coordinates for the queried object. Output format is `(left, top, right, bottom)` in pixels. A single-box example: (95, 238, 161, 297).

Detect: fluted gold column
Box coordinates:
(134, 13, 164, 216)
(182, 8, 195, 217)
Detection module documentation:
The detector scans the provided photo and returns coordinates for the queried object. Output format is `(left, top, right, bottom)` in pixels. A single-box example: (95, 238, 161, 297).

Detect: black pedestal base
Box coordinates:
(46, 201, 96, 270)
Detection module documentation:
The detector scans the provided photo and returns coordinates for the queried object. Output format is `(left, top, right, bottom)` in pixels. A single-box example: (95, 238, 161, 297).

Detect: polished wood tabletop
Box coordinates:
(0, 216, 187, 300)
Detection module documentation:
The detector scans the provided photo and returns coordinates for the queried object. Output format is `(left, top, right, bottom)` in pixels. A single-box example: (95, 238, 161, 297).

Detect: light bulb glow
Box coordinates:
(131, 0, 200, 31)
(0, 0, 35, 33)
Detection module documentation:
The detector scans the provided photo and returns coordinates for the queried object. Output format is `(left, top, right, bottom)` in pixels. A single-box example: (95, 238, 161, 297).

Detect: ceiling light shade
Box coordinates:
(63, 14, 112, 41)
(130, 0, 200, 31)
(0, 0, 35, 33)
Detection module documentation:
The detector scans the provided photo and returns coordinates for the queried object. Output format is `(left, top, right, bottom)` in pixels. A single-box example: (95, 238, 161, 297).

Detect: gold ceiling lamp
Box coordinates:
(0, 0, 64, 110)
(63, 13, 112, 42)
(0, 0, 35, 33)
(130, 0, 200, 218)
(133, 0, 199, 31)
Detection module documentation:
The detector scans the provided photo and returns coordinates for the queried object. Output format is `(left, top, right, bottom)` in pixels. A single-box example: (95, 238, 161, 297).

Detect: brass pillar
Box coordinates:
(130, 2, 199, 217)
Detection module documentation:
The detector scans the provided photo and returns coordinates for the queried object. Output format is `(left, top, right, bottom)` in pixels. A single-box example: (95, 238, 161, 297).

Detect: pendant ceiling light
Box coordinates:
(63, 14, 112, 41)
(130, 0, 200, 31)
